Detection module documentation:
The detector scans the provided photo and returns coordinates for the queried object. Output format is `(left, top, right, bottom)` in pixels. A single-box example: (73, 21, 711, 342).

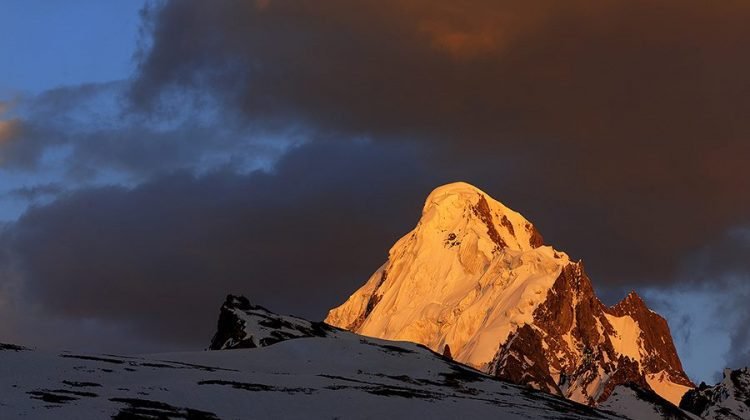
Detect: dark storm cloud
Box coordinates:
(131, 0, 750, 287)
(0, 140, 449, 349)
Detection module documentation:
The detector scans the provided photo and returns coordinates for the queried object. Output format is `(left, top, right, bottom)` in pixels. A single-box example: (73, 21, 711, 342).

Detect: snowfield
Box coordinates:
(0, 338, 623, 419)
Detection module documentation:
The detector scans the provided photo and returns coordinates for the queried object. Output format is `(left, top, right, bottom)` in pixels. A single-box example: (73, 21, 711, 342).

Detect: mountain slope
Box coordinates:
(212, 295, 699, 419)
(326, 182, 693, 406)
(599, 385, 699, 420)
(326, 182, 563, 368)
(0, 318, 623, 420)
(680, 367, 750, 419)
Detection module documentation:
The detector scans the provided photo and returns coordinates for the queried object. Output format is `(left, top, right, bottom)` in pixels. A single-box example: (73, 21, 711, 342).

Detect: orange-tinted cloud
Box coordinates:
(0, 101, 21, 149)
(0, 100, 26, 166)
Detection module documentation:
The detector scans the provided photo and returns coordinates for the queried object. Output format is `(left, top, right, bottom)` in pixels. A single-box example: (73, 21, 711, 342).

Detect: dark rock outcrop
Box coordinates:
(472, 194, 507, 250)
(0, 343, 28, 351)
(209, 294, 339, 350)
(442, 344, 453, 360)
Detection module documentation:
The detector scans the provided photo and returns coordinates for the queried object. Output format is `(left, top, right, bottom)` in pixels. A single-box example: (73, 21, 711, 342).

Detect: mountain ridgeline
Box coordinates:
(326, 182, 694, 406)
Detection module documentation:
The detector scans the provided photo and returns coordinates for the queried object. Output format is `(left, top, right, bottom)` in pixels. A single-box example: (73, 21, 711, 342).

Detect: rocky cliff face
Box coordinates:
(488, 263, 693, 405)
(326, 182, 693, 406)
(680, 367, 750, 419)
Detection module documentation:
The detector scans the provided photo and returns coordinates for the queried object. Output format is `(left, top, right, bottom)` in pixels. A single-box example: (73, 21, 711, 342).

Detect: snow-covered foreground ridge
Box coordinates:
(0, 295, 702, 419)
(0, 332, 623, 418)
(326, 182, 694, 406)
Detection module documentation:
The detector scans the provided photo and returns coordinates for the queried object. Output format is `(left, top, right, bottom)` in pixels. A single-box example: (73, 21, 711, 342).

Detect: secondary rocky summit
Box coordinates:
(326, 182, 693, 406)
(680, 368, 750, 419)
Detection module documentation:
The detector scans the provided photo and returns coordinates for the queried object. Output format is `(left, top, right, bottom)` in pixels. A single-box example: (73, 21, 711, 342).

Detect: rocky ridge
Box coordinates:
(680, 367, 750, 419)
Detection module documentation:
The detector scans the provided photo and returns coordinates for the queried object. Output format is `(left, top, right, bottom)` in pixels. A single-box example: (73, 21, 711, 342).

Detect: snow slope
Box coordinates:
(0, 336, 623, 419)
(647, 371, 695, 411)
(599, 385, 700, 420)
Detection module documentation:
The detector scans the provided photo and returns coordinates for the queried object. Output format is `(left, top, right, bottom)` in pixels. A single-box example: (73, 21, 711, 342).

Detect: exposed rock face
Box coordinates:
(0, 343, 28, 351)
(442, 344, 453, 360)
(680, 367, 750, 419)
(326, 182, 693, 406)
(489, 263, 693, 405)
(210, 295, 340, 350)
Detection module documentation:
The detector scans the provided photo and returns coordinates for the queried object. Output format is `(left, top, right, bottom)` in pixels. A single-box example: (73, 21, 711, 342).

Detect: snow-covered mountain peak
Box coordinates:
(422, 181, 483, 202)
(328, 183, 570, 370)
(415, 182, 545, 254)
(327, 183, 693, 407)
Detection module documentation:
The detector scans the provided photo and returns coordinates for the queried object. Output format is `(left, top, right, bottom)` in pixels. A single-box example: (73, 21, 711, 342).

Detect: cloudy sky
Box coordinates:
(1, 0, 749, 384)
